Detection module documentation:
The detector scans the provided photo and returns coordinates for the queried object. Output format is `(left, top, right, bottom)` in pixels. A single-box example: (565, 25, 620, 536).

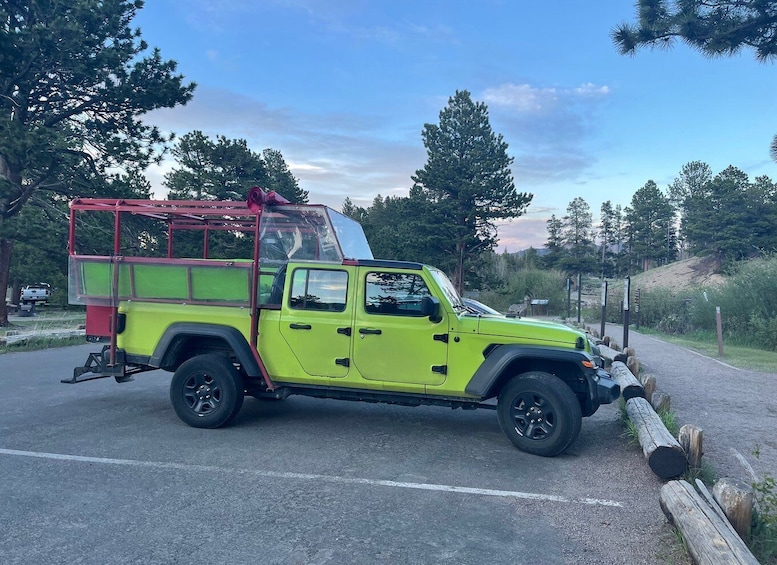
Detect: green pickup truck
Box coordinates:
(66, 189, 619, 457)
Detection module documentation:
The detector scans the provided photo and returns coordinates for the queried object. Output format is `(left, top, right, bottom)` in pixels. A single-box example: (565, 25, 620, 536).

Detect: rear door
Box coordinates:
(279, 266, 353, 378)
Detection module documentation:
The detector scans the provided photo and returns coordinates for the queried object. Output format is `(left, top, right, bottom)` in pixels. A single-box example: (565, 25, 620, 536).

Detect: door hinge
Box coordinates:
(337, 327, 352, 336)
(335, 358, 350, 367)
(432, 365, 447, 375)
(433, 333, 449, 343)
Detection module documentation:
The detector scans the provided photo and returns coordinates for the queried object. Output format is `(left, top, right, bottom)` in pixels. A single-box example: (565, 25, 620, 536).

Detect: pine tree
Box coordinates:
(0, 0, 194, 324)
(560, 197, 595, 275)
(412, 90, 532, 292)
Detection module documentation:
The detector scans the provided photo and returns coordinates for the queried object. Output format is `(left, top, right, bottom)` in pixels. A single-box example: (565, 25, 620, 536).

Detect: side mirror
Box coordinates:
(421, 296, 442, 322)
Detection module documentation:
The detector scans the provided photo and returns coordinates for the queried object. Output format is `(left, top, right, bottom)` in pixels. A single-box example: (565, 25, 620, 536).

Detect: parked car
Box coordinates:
(462, 297, 504, 317)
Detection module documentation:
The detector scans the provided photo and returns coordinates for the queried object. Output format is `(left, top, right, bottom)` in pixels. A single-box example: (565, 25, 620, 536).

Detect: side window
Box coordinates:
(289, 269, 348, 312)
(364, 272, 430, 316)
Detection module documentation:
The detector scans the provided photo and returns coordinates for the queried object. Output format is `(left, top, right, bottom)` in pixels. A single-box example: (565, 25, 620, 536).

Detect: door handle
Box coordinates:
(289, 323, 312, 330)
(359, 328, 382, 335)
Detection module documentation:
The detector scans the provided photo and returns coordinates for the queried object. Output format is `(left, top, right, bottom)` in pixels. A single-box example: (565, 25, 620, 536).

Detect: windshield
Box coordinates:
(258, 205, 374, 264)
(428, 268, 465, 311)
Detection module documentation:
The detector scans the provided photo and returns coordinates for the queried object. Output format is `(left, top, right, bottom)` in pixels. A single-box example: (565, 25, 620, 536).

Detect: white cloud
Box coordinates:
(479, 82, 612, 186)
(574, 82, 610, 96)
(143, 85, 426, 208)
(483, 84, 559, 114)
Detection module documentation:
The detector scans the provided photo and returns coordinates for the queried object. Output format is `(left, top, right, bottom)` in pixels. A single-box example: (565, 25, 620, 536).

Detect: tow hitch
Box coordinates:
(62, 346, 136, 384)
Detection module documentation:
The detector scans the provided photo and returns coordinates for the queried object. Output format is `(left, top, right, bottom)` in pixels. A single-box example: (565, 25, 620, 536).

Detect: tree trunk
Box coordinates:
(0, 237, 13, 326)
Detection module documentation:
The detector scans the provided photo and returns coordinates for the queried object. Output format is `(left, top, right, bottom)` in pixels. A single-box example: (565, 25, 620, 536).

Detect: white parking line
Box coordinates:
(0, 447, 622, 508)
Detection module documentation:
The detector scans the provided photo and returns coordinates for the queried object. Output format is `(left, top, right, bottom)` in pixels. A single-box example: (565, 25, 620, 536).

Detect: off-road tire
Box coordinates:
(170, 354, 244, 428)
(497, 371, 582, 457)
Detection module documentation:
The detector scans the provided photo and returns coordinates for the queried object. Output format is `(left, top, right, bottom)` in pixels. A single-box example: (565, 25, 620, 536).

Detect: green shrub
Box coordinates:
(480, 269, 567, 315)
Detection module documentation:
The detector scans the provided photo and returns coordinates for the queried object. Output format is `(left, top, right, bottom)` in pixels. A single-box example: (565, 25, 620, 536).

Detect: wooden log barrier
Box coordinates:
(596, 343, 619, 367)
(713, 478, 754, 541)
(660, 480, 759, 565)
(609, 361, 645, 400)
(625, 397, 687, 479)
(678, 424, 704, 469)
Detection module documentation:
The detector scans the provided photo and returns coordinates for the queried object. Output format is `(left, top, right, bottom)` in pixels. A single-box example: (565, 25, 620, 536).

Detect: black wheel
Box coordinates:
(497, 371, 582, 457)
(170, 354, 244, 428)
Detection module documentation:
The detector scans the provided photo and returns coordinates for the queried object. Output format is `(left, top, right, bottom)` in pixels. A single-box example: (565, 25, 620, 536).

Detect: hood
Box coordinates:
(467, 315, 586, 349)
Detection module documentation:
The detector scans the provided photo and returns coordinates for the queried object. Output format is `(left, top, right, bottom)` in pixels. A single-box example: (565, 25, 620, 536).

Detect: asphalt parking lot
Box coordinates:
(0, 344, 686, 564)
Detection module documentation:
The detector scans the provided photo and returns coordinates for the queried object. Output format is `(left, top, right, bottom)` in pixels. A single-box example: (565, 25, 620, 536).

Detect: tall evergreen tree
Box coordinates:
(0, 0, 194, 325)
(358, 189, 450, 270)
(749, 174, 777, 254)
(682, 166, 773, 266)
(262, 148, 308, 203)
(626, 180, 676, 270)
(668, 161, 713, 254)
(165, 131, 267, 201)
(412, 90, 533, 293)
(542, 214, 566, 270)
(599, 201, 617, 278)
(560, 197, 596, 275)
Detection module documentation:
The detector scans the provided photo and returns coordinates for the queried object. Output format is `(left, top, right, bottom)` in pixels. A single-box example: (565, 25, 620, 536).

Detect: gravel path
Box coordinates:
(604, 323, 777, 484)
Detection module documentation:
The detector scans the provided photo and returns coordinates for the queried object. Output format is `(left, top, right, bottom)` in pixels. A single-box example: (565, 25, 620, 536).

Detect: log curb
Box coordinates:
(595, 331, 759, 565)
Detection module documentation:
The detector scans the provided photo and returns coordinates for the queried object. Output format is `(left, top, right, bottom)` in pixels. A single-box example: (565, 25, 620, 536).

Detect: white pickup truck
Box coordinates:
(20, 283, 51, 305)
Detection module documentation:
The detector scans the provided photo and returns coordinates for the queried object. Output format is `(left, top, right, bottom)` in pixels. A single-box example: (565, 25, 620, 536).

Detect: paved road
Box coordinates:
(0, 344, 687, 564)
(604, 323, 777, 483)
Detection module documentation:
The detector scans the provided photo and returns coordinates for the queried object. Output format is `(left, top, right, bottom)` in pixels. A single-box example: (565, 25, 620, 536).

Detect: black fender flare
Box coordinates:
(149, 323, 260, 375)
(465, 345, 595, 398)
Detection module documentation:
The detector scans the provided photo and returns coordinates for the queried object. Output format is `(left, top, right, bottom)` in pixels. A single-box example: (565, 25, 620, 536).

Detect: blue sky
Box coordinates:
(135, 0, 777, 251)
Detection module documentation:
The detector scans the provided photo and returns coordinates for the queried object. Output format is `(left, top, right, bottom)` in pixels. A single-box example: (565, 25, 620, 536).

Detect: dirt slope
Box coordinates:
(630, 256, 726, 291)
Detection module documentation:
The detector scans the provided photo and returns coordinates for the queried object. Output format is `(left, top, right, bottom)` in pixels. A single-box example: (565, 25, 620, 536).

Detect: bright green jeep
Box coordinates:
(66, 189, 619, 457)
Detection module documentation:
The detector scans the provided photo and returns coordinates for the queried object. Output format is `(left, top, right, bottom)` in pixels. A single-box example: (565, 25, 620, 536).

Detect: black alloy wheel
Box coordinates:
(170, 354, 244, 428)
(497, 371, 582, 457)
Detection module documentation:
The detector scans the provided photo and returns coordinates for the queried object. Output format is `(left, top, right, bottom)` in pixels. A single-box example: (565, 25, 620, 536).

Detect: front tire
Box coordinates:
(170, 354, 244, 428)
(497, 371, 582, 457)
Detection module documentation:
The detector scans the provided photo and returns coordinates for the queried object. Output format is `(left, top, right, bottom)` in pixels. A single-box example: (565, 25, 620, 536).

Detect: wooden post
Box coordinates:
(713, 478, 754, 541)
(642, 375, 656, 399)
(660, 481, 759, 565)
(626, 355, 640, 376)
(625, 397, 687, 479)
(716, 306, 724, 357)
(651, 391, 671, 413)
(678, 424, 704, 469)
(600, 280, 607, 341)
(623, 276, 630, 348)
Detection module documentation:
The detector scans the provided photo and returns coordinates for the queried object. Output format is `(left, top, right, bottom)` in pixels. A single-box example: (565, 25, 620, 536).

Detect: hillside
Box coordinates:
(630, 256, 726, 291)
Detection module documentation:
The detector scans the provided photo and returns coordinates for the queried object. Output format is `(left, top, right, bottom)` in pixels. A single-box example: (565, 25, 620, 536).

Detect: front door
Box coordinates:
(352, 268, 448, 386)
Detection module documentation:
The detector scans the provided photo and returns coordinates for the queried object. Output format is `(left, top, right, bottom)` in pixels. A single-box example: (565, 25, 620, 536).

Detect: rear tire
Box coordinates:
(170, 354, 244, 428)
(497, 371, 582, 457)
